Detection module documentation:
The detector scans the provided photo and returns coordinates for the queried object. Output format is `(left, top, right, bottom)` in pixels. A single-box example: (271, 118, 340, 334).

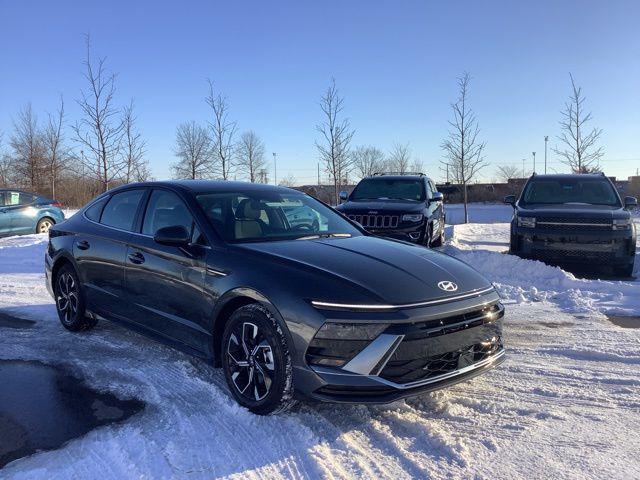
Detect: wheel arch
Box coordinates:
(210, 287, 293, 367)
(51, 252, 78, 287)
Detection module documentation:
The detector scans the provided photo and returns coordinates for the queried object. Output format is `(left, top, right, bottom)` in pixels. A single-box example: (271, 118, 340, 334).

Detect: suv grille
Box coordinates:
(536, 217, 611, 231)
(348, 214, 399, 229)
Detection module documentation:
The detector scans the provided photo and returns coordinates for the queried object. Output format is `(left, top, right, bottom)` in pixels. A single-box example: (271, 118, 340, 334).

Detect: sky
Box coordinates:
(1, 0, 639, 184)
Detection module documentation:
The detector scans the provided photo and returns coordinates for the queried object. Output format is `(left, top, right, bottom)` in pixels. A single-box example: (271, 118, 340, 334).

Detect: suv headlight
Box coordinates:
(517, 216, 536, 228)
(613, 218, 631, 230)
(402, 213, 423, 222)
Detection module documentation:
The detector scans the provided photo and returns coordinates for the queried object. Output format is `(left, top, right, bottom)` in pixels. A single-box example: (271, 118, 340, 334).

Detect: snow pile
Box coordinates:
(446, 217, 640, 316)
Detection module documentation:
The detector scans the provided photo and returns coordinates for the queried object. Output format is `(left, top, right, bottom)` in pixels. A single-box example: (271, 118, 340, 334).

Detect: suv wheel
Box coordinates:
(221, 304, 295, 415)
(431, 226, 445, 247)
(54, 264, 97, 331)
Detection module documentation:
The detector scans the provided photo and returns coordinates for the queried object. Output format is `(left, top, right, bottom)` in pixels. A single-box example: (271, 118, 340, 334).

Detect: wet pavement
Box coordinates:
(0, 360, 144, 469)
(606, 315, 640, 329)
(0, 312, 35, 329)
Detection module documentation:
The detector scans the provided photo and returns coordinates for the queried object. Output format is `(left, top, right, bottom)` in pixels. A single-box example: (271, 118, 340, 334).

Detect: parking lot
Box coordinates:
(0, 204, 638, 479)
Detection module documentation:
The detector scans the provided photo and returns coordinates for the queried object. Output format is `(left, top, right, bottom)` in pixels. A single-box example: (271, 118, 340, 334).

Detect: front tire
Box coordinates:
(54, 264, 97, 331)
(221, 304, 295, 415)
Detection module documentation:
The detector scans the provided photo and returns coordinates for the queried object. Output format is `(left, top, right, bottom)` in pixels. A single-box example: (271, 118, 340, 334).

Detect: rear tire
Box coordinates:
(54, 264, 97, 331)
(431, 226, 445, 247)
(221, 304, 296, 415)
(36, 217, 55, 234)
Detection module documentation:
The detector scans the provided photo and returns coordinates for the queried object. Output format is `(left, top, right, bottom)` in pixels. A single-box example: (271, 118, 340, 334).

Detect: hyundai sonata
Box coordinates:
(46, 181, 504, 414)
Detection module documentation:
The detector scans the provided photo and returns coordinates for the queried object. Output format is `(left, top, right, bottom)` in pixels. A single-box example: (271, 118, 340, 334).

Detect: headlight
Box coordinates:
(517, 216, 536, 228)
(314, 322, 388, 340)
(613, 218, 631, 230)
(402, 213, 423, 222)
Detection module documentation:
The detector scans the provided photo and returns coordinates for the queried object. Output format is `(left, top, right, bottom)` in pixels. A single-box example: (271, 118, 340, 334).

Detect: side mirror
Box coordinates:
(503, 195, 516, 206)
(154, 225, 190, 247)
(339, 191, 348, 202)
(624, 196, 638, 210)
(429, 192, 444, 203)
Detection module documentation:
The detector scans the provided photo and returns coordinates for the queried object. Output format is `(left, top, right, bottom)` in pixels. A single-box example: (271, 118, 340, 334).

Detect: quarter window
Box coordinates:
(100, 190, 145, 231)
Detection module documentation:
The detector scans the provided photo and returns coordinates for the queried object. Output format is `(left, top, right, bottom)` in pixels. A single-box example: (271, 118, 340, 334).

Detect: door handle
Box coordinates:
(128, 252, 145, 264)
(77, 240, 90, 250)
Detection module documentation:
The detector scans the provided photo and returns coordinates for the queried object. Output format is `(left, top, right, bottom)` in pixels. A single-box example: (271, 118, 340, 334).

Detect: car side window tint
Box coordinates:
(4, 191, 23, 206)
(425, 181, 433, 200)
(100, 190, 144, 231)
(142, 190, 194, 236)
(85, 198, 108, 222)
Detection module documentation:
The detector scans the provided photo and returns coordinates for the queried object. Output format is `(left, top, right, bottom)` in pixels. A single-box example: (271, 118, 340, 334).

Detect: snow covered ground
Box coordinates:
(1, 204, 639, 479)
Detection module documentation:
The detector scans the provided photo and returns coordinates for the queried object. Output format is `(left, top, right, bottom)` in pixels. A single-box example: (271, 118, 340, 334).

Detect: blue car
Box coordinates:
(0, 189, 65, 237)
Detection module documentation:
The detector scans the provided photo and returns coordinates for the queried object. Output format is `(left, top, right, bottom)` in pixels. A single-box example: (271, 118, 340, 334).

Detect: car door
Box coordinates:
(75, 189, 146, 321)
(124, 188, 210, 352)
(0, 191, 37, 235)
(426, 179, 444, 235)
(0, 192, 10, 236)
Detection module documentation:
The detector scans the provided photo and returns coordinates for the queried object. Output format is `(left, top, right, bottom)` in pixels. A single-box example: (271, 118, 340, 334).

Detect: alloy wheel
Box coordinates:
(226, 321, 275, 401)
(38, 219, 53, 233)
(56, 272, 79, 325)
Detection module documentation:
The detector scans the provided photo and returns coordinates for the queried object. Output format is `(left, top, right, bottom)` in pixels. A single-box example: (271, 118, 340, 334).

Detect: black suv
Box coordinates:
(335, 173, 446, 247)
(504, 173, 637, 276)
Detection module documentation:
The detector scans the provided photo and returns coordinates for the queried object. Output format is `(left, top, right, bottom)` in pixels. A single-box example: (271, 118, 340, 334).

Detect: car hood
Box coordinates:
(237, 236, 492, 304)
(517, 203, 628, 220)
(337, 200, 424, 214)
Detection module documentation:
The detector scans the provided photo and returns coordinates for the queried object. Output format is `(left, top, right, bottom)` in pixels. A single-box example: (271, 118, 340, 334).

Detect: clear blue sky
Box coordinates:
(1, 0, 639, 183)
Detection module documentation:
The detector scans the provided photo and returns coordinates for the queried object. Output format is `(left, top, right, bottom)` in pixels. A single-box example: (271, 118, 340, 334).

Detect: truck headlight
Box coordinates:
(402, 213, 423, 222)
(613, 219, 631, 230)
(517, 216, 536, 228)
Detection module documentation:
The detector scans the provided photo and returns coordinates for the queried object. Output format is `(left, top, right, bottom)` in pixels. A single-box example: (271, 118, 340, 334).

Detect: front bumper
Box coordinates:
(512, 226, 635, 266)
(296, 289, 505, 403)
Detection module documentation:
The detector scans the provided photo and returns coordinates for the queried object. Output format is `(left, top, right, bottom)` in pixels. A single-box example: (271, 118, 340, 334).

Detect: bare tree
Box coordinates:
(410, 158, 424, 174)
(172, 122, 214, 179)
(73, 36, 125, 192)
(237, 130, 266, 182)
(495, 164, 520, 182)
(352, 146, 385, 179)
(43, 96, 69, 198)
(121, 101, 149, 183)
(554, 74, 603, 173)
(206, 79, 236, 180)
(278, 173, 297, 187)
(10, 103, 46, 191)
(0, 133, 12, 188)
(441, 72, 487, 223)
(388, 142, 412, 174)
(315, 78, 355, 204)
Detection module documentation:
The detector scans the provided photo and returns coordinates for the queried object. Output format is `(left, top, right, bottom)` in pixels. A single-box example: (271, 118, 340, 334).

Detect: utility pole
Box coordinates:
(272, 152, 277, 185)
(532, 152, 536, 174)
(522, 158, 526, 178)
(317, 162, 320, 185)
(544, 136, 548, 174)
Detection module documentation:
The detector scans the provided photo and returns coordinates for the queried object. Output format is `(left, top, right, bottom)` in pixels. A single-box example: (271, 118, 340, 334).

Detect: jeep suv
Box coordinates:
(336, 173, 445, 247)
(504, 173, 637, 276)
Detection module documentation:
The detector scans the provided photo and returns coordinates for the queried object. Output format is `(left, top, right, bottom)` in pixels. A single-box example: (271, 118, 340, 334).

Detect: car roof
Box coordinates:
(362, 175, 427, 181)
(527, 173, 608, 181)
(109, 180, 301, 195)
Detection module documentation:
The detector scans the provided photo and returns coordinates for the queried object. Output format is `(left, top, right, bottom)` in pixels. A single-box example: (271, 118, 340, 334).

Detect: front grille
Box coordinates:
(380, 336, 503, 385)
(531, 248, 615, 261)
(536, 217, 611, 231)
(348, 214, 399, 229)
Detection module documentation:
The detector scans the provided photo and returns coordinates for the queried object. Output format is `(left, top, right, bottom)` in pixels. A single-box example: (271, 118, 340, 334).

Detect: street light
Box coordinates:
(532, 152, 536, 174)
(522, 158, 526, 178)
(272, 152, 277, 185)
(544, 136, 549, 174)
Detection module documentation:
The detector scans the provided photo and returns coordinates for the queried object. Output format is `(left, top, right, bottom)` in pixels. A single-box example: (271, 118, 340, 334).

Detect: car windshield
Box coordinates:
(350, 179, 425, 201)
(521, 178, 621, 206)
(196, 191, 361, 243)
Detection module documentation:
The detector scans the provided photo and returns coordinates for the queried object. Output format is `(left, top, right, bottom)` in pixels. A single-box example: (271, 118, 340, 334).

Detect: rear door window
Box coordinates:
(100, 190, 145, 231)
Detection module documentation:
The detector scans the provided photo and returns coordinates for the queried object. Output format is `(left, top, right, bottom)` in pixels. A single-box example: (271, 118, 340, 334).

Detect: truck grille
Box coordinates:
(536, 217, 611, 231)
(348, 214, 399, 229)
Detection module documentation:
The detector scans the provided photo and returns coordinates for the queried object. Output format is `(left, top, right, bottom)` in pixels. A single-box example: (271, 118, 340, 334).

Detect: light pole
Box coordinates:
(532, 152, 536, 174)
(544, 136, 548, 174)
(272, 152, 277, 185)
(522, 158, 526, 178)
